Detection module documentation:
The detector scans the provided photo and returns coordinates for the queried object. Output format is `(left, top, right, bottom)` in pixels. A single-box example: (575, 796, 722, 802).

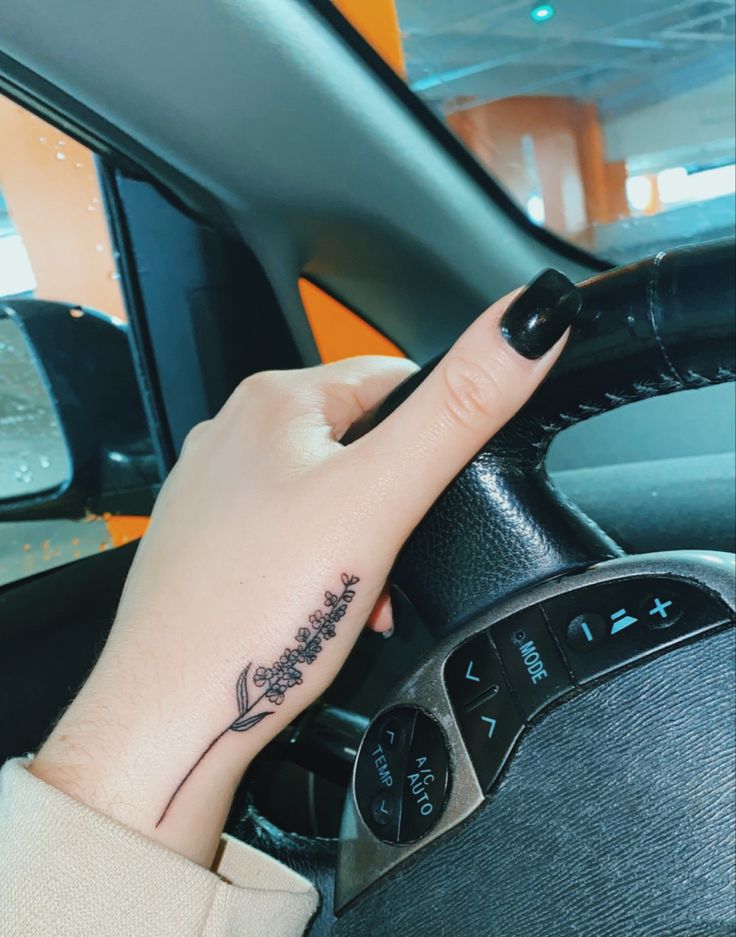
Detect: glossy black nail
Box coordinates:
(500, 268, 582, 360)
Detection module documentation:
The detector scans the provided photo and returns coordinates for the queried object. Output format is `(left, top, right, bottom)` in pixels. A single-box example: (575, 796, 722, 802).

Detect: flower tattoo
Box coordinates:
(155, 573, 360, 827)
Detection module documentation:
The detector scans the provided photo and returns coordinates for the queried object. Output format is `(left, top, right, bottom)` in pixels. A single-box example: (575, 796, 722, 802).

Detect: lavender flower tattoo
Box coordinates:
(155, 573, 360, 827)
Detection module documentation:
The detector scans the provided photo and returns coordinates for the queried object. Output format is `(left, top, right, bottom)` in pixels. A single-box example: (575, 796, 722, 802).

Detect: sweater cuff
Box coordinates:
(0, 757, 318, 937)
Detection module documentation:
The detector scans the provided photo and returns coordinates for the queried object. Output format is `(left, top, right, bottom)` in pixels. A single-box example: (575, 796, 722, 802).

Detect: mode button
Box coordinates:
(492, 607, 573, 720)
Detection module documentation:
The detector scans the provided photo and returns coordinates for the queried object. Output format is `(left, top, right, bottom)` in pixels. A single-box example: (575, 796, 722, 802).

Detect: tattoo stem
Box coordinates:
(154, 726, 231, 827)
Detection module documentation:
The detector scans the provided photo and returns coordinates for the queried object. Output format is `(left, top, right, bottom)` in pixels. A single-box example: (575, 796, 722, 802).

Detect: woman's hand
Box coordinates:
(31, 271, 580, 866)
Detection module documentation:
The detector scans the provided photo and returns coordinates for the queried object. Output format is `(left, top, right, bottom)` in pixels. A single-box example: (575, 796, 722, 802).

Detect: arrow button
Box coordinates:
(455, 678, 524, 792)
(445, 633, 498, 706)
(465, 661, 481, 682)
(480, 716, 496, 738)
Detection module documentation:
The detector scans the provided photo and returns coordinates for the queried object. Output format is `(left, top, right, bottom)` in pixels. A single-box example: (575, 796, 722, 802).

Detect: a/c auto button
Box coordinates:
(398, 712, 450, 843)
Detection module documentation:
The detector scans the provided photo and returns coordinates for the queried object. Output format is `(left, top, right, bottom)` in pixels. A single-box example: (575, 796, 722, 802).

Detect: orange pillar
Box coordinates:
(447, 95, 629, 240)
(330, 0, 406, 76)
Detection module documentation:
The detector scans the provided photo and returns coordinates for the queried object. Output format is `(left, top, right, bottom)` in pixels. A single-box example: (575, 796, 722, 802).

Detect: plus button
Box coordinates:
(649, 597, 673, 619)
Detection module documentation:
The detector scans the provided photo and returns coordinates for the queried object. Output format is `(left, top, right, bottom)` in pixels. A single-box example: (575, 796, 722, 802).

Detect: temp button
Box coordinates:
(492, 607, 573, 720)
(354, 706, 450, 844)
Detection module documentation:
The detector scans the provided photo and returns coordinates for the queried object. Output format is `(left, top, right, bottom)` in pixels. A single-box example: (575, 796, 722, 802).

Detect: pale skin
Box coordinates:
(31, 286, 569, 868)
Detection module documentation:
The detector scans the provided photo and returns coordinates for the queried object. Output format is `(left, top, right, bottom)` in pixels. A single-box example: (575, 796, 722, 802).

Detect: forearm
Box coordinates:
(31, 660, 243, 866)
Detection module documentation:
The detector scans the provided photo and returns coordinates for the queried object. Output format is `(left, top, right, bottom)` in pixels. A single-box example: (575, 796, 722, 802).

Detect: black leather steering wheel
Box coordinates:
(238, 240, 736, 937)
(389, 238, 735, 635)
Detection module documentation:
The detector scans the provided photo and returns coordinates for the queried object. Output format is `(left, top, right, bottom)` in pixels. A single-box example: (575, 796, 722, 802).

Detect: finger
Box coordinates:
(356, 270, 581, 534)
(365, 583, 394, 635)
(303, 355, 419, 441)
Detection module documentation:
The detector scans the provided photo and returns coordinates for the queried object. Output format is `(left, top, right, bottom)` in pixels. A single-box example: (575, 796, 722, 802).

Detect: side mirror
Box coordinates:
(0, 299, 159, 520)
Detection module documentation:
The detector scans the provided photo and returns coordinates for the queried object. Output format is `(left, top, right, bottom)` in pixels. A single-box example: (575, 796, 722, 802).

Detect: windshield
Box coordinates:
(338, 1, 736, 264)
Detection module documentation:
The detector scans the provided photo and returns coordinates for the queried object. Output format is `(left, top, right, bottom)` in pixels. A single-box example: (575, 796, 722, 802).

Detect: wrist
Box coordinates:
(30, 656, 259, 867)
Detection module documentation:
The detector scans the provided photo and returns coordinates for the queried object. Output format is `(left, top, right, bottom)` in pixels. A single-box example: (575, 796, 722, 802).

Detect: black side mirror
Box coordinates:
(0, 299, 159, 520)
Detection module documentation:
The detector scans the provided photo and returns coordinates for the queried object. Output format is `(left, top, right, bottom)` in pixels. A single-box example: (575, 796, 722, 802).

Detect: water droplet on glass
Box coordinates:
(75, 161, 83, 168)
(110, 272, 121, 281)
(14, 468, 33, 484)
(56, 152, 66, 161)
(39, 136, 47, 144)
(39, 455, 51, 469)
(95, 243, 104, 253)
(57, 139, 66, 146)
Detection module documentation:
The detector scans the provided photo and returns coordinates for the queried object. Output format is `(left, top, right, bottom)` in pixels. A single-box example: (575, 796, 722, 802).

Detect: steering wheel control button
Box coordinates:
(398, 712, 450, 843)
(543, 577, 734, 683)
(370, 791, 399, 830)
(354, 706, 450, 845)
(444, 632, 499, 706)
(354, 706, 418, 843)
(457, 688, 524, 792)
(566, 612, 607, 649)
(491, 607, 573, 720)
(381, 716, 406, 750)
(640, 592, 682, 630)
(447, 641, 524, 792)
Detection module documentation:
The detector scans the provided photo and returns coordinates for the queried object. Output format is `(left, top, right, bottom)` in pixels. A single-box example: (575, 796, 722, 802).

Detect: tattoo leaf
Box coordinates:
(236, 664, 250, 715)
(231, 711, 272, 732)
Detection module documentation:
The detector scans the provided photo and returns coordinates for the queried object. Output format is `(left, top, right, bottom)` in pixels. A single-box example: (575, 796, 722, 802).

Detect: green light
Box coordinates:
(530, 4, 555, 22)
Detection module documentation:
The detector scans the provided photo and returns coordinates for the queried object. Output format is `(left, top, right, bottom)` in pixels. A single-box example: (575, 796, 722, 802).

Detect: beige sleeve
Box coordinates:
(0, 758, 319, 937)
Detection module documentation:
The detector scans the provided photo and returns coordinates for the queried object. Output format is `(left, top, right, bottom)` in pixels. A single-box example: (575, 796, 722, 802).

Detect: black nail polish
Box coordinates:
(500, 269, 582, 360)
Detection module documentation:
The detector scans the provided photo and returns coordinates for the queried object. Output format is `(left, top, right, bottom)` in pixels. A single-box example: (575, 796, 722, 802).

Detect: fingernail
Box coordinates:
(500, 269, 582, 360)
(382, 626, 394, 640)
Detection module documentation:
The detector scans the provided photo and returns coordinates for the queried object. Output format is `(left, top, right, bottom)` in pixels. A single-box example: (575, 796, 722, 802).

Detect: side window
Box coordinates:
(0, 94, 153, 587)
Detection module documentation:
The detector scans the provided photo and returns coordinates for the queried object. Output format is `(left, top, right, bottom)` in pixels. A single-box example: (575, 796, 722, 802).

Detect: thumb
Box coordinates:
(354, 269, 582, 538)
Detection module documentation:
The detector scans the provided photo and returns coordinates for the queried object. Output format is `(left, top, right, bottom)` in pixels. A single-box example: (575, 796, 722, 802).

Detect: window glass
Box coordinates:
(0, 94, 151, 587)
(354, 0, 736, 263)
(0, 95, 126, 318)
(0, 315, 70, 500)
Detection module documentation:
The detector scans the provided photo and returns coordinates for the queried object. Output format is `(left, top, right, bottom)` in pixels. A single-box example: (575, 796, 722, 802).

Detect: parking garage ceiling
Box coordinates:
(396, 0, 735, 120)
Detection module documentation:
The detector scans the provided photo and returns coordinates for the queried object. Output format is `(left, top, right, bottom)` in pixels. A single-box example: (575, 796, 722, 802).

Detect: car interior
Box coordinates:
(1, 1, 734, 935)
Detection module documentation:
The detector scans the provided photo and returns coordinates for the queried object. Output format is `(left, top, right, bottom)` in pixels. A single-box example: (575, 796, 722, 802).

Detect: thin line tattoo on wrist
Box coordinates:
(155, 573, 360, 827)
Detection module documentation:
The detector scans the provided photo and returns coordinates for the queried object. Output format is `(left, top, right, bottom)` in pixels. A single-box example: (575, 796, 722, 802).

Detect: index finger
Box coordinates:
(353, 269, 582, 536)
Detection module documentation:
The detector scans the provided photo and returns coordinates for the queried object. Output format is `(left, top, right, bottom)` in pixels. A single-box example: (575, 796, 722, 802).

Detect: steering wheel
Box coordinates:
(241, 240, 736, 937)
